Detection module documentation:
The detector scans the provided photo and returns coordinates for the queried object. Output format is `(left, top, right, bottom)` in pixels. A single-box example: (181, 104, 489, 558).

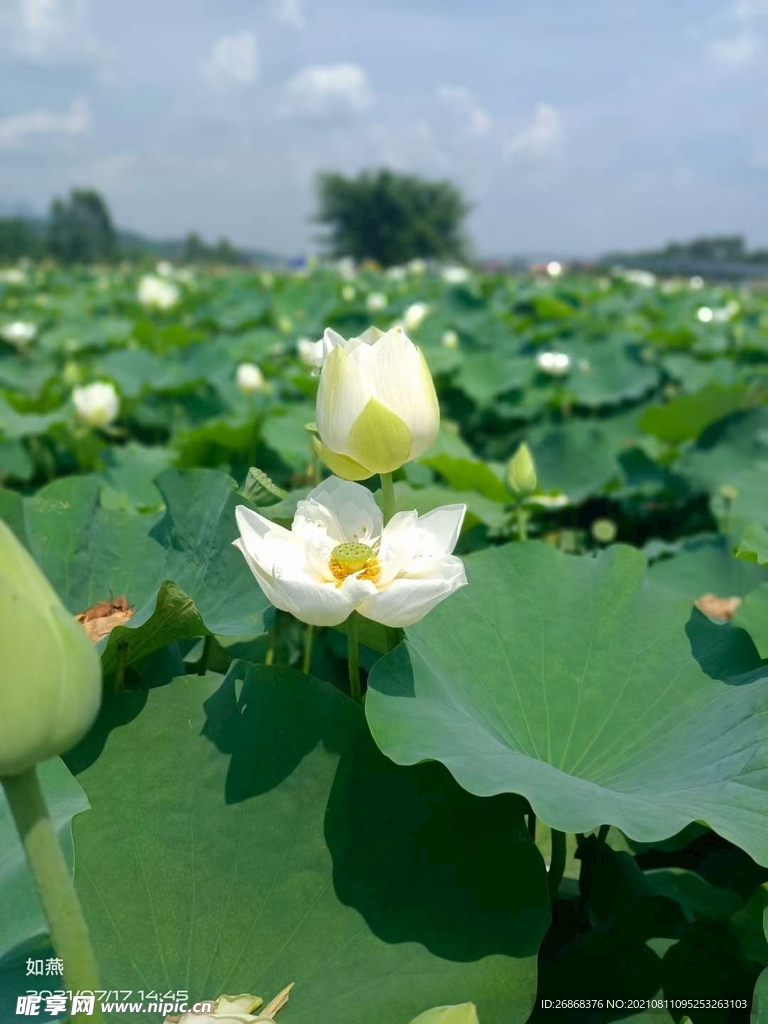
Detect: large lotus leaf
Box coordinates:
(67, 666, 547, 1023)
(393, 482, 507, 532)
(526, 418, 637, 504)
(455, 352, 532, 405)
(96, 441, 175, 511)
(365, 542, 768, 865)
(648, 535, 768, 602)
(6, 469, 270, 666)
(566, 343, 658, 408)
(662, 354, 742, 392)
(0, 438, 33, 481)
(261, 402, 315, 472)
(639, 383, 749, 444)
(420, 454, 509, 502)
(0, 758, 88, 963)
(677, 407, 768, 494)
(93, 348, 187, 397)
(0, 394, 67, 439)
(734, 586, 768, 659)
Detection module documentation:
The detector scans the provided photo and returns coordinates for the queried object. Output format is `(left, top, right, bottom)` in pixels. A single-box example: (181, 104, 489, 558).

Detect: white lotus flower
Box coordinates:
(689, 275, 705, 290)
(536, 350, 571, 376)
(336, 256, 356, 280)
(341, 284, 356, 302)
(408, 257, 427, 274)
(403, 302, 429, 332)
(386, 265, 407, 280)
(156, 260, 174, 278)
(441, 265, 470, 284)
(236, 362, 265, 393)
(366, 291, 388, 312)
(314, 325, 440, 479)
(72, 381, 120, 428)
(0, 268, 26, 285)
(1, 321, 36, 347)
(546, 260, 563, 277)
(441, 330, 459, 350)
(137, 274, 179, 310)
(233, 477, 467, 627)
(620, 268, 656, 288)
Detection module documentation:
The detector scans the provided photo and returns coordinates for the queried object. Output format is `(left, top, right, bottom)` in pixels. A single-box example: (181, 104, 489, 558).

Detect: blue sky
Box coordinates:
(1, 0, 767, 257)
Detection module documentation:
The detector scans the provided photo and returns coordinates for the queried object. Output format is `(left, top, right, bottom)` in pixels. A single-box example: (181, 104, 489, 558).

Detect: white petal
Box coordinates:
(376, 510, 420, 585)
(351, 328, 439, 457)
(234, 506, 306, 575)
(316, 346, 371, 456)
(413, 504, 466, 556)
(270, 573, 374, 627)
(294, 478, 383, 547)
(357, 558, 467, 627)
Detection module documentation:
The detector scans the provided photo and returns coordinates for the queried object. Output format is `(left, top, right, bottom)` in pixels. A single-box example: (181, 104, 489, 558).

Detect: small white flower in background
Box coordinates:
(386, 265, 407, 280)
(0, 267, 26, 285)
(336, 256, 357, 280)
(441, 265, 470, 284)
(403, 302, 429, 332)
(714, 300, 740, 322)
(1, 321, 36, 347)
(407, 257, 427, 275)
(697, 306, 714, 323)
(155, 260, 174, 278)
(236, 362, 265, 394)
(137, 274, 179, 310)
(536, 350, 571, 376)
(620, 268, 656, 288)
(341, 284, 356, 302)
(234, 477, 467, 627)
(297, 336, 327, 370)
(546, 260, 563, 278)
(689, 275, 705, 290)
(442, 330, 459, 350)
(313, 325, 440, 479)
(366, 291, 388, 312)
(72, 381, 120, 428)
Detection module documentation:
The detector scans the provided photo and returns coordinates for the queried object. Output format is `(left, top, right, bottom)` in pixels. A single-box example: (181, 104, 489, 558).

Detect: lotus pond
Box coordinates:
(2, 262, 768, 1023)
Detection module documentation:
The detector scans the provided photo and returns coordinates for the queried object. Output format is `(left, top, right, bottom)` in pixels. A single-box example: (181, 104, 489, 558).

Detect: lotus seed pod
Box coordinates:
(0, 521, 102, 776)
(591, 518, 618, 544)
(408, 1004, 480, 1024)
(506, 443, 537, 496)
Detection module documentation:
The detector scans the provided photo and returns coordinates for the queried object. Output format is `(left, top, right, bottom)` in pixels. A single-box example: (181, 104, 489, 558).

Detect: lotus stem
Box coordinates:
(302, 623, 315, 674)
(2, 767, 103, 1024)
(516, 503, 528, 542)
(347, 612, 361, 702)
(380, 472, 396, 525)
(197, 635, 213, 676)
(597, 823, 610, 844)
(548, 828, 567, 901)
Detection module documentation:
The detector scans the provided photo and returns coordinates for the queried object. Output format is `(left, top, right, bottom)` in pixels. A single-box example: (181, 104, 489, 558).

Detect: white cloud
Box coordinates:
(1, 0, 104, 64)
(0, 97, 90, 148)
(731, 0, 768, 20)
(705, 30, 758, 66)
(200, 32, 258, 91)
(281, 63, 373, 120)
(503, 104, 565, 160)
(272, 0, 306, 31)
(437, 86, 492, 137)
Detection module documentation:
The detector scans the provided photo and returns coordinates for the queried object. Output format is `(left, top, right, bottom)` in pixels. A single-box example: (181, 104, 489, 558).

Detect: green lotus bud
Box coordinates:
(0, 521, 102, 776)
(591, 518, 618, 544)
(506, 443, 537, 496)
(409, 1005, 480, 1024)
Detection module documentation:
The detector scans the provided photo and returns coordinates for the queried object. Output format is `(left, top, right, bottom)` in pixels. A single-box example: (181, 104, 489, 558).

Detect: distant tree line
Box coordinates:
(605, 235, 768, 266)
(315, 168, 471, 266)
(0, 188, 246, 266)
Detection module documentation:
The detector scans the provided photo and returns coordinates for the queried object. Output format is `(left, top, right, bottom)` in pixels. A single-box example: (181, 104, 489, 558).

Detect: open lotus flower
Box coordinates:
(314, 325, 440, 480)
(233, 477, 467, 627)
(137, 273, 179, 310)
(72, 381, 120, 428)
(1, 321, 36, 347)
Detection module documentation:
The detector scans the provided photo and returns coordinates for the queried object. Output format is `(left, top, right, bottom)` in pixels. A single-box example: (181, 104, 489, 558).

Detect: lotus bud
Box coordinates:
(409, 1005, 480, 1024)
(72, 381, 120, 428)
(314, 326, 440, 480)
(137, 274, 178, 310)
(441, 330, 459, 350)
(0, 521, 102, 776)
(236, 362, 265, 394)
(62, 360, 81, 387)
(506, 443, 537, 496)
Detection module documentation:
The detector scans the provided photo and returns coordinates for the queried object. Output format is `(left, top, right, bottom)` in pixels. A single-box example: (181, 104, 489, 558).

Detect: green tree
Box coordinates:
(48, 188, 118, 264)
(0, 218, 42, 260)
(315, 168, 471, 266)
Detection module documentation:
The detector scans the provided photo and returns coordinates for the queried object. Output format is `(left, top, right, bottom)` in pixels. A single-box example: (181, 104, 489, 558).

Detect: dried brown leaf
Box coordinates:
(75, 595, 133, 642)
(694, 593, 742, 621)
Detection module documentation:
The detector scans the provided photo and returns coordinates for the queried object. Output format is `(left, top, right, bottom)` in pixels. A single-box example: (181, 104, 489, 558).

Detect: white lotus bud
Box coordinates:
(236, 363, 265, 394)
(72, 381, 120, 428)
